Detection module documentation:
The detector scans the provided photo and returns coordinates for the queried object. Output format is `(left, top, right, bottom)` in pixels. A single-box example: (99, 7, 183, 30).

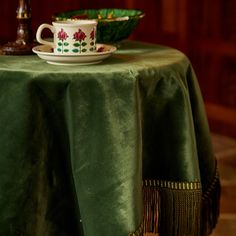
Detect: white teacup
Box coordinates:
(36, 20, 97, 54)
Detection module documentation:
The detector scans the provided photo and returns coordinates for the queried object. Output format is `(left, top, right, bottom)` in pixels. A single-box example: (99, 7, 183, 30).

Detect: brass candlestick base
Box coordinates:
(0, 42, 34, 55)
(0, 0, 35, 55)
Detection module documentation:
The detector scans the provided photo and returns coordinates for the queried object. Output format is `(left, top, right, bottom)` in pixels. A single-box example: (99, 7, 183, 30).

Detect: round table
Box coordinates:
(0, 41, 220, 236)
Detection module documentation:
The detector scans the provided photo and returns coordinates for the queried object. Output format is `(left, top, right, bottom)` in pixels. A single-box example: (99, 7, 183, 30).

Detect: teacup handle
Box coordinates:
(36, 24, 55, 48)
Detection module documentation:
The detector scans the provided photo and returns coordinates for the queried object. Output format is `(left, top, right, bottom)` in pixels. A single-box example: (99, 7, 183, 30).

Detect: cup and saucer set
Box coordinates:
(32, 9, 144, 65)
(33, 20, 116, 65)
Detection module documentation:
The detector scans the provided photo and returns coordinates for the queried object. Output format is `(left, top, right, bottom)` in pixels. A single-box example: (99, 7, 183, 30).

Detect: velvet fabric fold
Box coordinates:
(0, 41, 220, 235)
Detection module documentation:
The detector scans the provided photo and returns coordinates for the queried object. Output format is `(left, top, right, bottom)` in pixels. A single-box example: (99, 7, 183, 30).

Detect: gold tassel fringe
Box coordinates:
(130, 169, 220, 236)
(201, 170, 221, 236)
(143, 179, 201, 236)
(130, 222, 143, 236)
(143, 171, 220, 236)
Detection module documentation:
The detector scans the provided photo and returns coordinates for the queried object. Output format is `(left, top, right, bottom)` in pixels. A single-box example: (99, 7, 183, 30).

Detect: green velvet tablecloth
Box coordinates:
(0, 41, 220, 236)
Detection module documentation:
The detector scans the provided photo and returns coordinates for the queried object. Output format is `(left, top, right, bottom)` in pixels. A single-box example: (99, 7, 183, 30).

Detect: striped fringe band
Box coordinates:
(143, 179, 201, 236)
(129, 222, 143, 236)
(201, 170, 221, 236)
(142, 170, 221, 236)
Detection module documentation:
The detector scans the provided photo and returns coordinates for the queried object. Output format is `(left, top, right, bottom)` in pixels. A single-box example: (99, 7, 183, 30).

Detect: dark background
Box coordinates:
(1, 0, 236, 138)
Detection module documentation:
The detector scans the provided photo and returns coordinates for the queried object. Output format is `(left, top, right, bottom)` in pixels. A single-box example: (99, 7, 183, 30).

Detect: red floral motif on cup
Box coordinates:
(57, 28, 69, 41)
(73, 29, 86, 41)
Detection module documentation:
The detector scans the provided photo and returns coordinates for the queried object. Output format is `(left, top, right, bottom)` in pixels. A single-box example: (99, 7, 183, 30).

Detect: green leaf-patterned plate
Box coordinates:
(53, 9, 145, 44)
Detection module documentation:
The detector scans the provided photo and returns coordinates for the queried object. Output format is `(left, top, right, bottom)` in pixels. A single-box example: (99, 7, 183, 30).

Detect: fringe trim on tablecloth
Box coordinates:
(201, 170, 221, 236)
(130, 169, 220, 236)
(142, 179, 202, 236)
(129, 222, 143, 236)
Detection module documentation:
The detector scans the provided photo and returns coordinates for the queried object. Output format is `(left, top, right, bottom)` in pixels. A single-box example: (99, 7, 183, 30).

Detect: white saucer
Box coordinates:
(32, 44, 117, 65)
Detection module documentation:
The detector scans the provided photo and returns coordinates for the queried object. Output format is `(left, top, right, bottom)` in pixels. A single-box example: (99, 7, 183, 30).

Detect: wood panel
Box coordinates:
(205, 103, 236, 138)
(187, 0, 236, 138)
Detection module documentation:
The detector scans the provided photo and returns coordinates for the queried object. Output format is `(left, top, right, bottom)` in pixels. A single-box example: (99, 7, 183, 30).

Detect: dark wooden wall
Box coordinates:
(187, 0, 236, 138)
(1, 0, 236, 138)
